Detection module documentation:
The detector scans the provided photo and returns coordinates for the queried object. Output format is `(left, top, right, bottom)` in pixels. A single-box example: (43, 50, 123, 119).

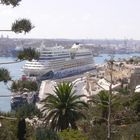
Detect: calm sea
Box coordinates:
(1, 53, 140, 112)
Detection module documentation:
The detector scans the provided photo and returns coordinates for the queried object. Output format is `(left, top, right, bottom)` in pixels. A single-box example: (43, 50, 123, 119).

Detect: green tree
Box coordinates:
(15, 104, 41, 140)
(41, 82, 88, 131)
(11, 80, 39, 93)
(11, 19, 34, 34)
(0, 119, 18, 140)
(58, 129, 88, 140)
(36, 127, 60, 140)
(0, 0, 33, 34)
(130, 93, 140, 114)
(17, 48, 40, 61)
(1, 0, 21, 7)
(0, 68, 11, 83)
(0, 0, 38, 61)
(17, 118, 26, 140)
(89, 90, 109, 119)
(15, 103, 41, 119)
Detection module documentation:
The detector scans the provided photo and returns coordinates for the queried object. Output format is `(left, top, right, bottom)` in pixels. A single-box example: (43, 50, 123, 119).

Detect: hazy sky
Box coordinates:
(0, 0, 140, 39)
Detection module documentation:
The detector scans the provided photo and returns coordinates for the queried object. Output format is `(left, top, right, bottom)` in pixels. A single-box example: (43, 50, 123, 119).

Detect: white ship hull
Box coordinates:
(23, 58, 94, 77)
(23, 67, 49, 76)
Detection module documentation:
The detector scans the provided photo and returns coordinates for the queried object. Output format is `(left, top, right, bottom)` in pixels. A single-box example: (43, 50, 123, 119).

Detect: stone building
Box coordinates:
(130, 66, 140, 92)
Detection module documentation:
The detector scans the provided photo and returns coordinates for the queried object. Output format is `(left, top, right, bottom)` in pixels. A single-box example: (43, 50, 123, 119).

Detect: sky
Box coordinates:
(0, 0, 140, 39)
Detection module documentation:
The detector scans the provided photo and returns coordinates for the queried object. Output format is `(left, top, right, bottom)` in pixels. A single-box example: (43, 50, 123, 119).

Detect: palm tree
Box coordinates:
(89, 90, 109, 119)
(41, 82, 88, 131)
(89, 90, 120, 124)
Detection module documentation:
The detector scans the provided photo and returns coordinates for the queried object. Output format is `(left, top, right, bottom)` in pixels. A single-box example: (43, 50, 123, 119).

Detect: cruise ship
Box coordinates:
(23, 43, 95, 79)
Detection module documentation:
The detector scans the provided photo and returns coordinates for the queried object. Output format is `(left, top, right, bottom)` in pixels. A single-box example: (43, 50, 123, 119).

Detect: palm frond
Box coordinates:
(41, 82, 88, 131)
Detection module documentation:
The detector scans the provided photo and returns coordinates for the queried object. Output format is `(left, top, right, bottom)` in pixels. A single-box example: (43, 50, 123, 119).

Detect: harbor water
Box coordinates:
(1, 53, 140, 112)
(0, 57, 25, 112)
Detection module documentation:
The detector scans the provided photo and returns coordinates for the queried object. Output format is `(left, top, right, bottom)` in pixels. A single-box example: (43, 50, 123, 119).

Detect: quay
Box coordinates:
(37, 62, 134, 102)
